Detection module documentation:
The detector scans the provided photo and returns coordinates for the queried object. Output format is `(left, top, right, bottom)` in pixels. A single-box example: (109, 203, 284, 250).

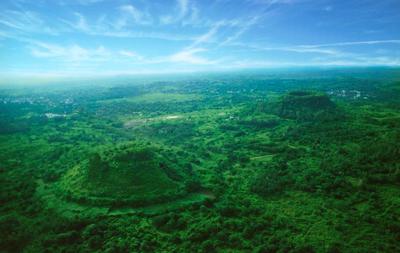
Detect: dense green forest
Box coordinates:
(0, 68, 399, 252)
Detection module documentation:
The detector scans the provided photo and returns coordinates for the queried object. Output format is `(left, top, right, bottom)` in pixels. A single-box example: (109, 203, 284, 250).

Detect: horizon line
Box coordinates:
(1, 65, 400, 81)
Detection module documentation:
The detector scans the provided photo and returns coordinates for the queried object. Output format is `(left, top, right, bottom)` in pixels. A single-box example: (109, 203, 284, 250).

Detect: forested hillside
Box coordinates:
(0, 69, 399, 252)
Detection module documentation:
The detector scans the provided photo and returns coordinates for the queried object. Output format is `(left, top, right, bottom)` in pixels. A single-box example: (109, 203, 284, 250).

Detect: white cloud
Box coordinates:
(185, 19, 248, 48)
(226, 41, 341, 56)
(0, 10, 57, 35)
(98, 31, 194, 41)
(169, 48, 215, 65)
(94, 46, 112, 58)
(118, 4, 152, 26)
(177, 0, 190, 18)
(300, 40, 400, 48)
(160, 0, 197, 25)
(119, 50, 143, 60)
(190, 23, 222, 47)
(75, 13, 90, 31)
(61, 12, 89, 32)
(228, 55, 400, 68)
(315, 56, 400, 66)
(182, 4, 200, 26)
(229, 59, 287, 68)
(30, 41, 111, 62)
(248, 0, 303, 5)
(77, 0, 104, 4)
(57, 0, 106, 6)
(60, 10, 192, 41)
(219, 16, 260, 46)
(284, 47, 340, 55)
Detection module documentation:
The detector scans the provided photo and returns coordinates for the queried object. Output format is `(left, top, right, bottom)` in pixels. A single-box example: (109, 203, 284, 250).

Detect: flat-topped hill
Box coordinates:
(276, 91, 337, 121)
(58, 142, 186, 206)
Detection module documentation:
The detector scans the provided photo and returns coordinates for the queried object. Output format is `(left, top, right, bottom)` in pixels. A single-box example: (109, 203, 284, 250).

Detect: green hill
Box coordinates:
(276, 91, 338, 121)
(58, 143, 186, 207)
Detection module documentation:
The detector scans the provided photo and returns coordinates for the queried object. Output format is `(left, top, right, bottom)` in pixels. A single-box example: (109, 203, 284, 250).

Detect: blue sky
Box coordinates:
(0, 0, 399, 77)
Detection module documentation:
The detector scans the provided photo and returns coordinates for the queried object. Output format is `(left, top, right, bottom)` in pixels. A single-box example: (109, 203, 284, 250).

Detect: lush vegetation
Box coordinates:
(0, 68, 399, 252)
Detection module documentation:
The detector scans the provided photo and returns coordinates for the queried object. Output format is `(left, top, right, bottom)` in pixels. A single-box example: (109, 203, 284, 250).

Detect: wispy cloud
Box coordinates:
(182, 3, 200, 26)
(160, 0, 199, 25)
(228, 55, 400, 69)
(247, 0, 305, 5)
(27, 39, 216, 67)
(219, 16, 260, 46)
(168, 48, 216, 65)
(29, 41, 111, 62)
(229, 40, 400, 57)
(164, 0, 281, 67)
(189, 22, 223, 47)
(313, 56, 400, 66)
(117, 4, 152, 27)
(225, 41, 342, 56)
(276, 46, 341, 55)
(58, 0, 106, 6)
(299, 40, 400, 48)
(118, 50, 143, 60)
(185, 18, 257, 49)
(177, 0, 190, 19)
(61, 12, 89, 32)
(0, 9, 58, 35)
(91, 30, 195, 41)
(59, 9, 193, 41)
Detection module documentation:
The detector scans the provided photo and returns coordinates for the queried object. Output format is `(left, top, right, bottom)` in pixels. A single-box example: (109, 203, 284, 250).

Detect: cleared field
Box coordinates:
(100, 92, 202, 104)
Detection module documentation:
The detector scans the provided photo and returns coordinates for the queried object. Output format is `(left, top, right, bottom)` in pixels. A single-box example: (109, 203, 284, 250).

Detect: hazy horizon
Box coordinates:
(1, 66, 399, 87)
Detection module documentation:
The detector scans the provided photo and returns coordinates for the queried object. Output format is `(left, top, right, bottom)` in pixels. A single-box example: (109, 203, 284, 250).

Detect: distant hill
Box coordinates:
(273, 91, 339, 121)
